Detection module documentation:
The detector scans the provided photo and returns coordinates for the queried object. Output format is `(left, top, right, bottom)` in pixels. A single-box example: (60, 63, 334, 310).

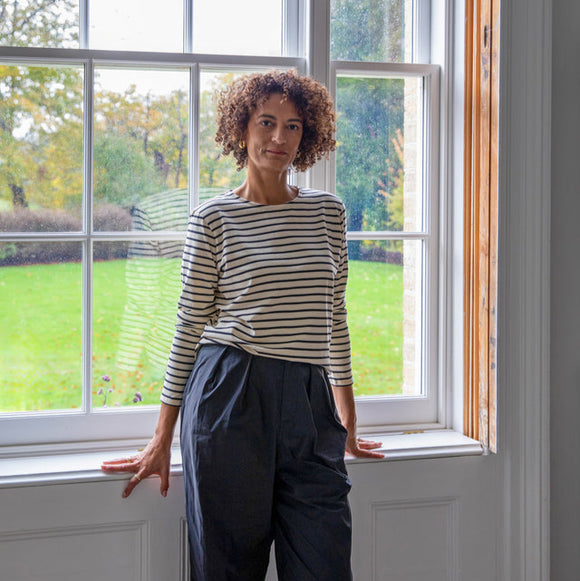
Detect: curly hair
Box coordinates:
(215, 70, 336, 172)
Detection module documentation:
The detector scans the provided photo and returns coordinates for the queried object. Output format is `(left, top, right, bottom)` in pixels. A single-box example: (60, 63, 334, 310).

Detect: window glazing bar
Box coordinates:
(184, 0, 193, 53)
(332, 61, 439, 77)
(346, 232, 428, 240)
(0, 232, 189, 242)
(82, 58, 95, 415)
(79, 0, 89, 49)
(190, 63, 199, 211)
(0, 46, 305, 69)
(283, 0, 305, 57)
(415, 0, 432, 64)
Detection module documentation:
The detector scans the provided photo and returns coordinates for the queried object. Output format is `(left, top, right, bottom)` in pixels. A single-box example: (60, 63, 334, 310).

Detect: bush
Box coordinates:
(0, 206, 132, 266)
(94, 204, 132, 261)
(0, 207, 81, 233)
(94, 203, 133, 232)
(357, 242, 403, 265)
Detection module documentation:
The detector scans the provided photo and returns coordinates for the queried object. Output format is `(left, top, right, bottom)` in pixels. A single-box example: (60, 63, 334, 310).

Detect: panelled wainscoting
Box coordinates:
(0, 453, 499, 581)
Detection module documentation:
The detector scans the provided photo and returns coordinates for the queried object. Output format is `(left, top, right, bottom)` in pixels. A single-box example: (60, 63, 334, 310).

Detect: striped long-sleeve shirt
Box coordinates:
(160, 188, 353, 407)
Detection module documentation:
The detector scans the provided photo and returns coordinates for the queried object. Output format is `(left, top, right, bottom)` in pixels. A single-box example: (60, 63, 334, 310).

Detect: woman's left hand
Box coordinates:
(345, 433, 385, 459)
(331, 383, 385, 459)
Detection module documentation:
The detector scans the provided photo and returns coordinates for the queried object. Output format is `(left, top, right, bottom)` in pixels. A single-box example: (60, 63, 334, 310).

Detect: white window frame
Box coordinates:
(329, 61, 441, 430)
(0, 0, 453, 452)
(308, 0, 450, 432)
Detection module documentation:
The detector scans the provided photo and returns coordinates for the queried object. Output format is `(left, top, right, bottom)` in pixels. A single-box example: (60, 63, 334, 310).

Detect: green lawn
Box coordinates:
(347, 260, 403, 396)
(0, 259, 403, 412)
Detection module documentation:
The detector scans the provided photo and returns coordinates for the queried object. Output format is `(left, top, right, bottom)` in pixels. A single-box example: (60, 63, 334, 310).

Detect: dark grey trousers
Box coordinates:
(180, 343, 352, 581)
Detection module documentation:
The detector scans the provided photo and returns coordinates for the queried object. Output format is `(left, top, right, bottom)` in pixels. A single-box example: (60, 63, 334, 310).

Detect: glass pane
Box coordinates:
(94, 67, 190, 231)
(92, 241, 182, 408)
(0, 63, 84, 232)
(330, 0, 409, 63)
(0, 0, 79, 49)
(199, 71, 249, 200)
(347, 239, 422, 397)
(336, 74, 423, 233)
(0, 243, 82, 412)
(89, 0, 183, 52)
(193, 0, 282, 56)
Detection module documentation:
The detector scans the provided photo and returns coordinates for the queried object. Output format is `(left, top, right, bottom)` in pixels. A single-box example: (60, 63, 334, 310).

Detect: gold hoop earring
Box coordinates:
(238, 140, 246, 150)
(295, 150, 301, 158)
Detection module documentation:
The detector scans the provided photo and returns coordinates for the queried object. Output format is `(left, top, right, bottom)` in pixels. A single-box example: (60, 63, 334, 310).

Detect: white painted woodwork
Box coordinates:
(0, 457, 500, 581)
(0, 522, 147, 581)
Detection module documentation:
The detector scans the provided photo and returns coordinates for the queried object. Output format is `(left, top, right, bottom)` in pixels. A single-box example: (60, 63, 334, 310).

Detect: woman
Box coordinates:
(102, 69, 383, 581)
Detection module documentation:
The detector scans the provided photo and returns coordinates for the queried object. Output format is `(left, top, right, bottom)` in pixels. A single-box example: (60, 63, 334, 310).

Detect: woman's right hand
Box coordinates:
(101, 402, 180, 498)
(101, 435, 172, 498)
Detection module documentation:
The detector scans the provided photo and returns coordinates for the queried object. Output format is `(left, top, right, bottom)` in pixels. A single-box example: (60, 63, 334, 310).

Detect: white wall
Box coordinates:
(550, 1, 580, 579)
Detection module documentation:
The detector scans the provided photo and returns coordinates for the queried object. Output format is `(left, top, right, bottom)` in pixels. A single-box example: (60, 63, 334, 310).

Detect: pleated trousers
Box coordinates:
(180, 343, 352, 581)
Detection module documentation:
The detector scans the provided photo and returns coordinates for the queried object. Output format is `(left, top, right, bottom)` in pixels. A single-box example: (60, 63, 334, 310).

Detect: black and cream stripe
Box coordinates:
(161, 188, 353, 407)
(117, 188, 188, 375)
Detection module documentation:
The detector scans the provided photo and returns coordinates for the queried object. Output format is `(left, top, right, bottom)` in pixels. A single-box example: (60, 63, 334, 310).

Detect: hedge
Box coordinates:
(0, 205, 132, 266)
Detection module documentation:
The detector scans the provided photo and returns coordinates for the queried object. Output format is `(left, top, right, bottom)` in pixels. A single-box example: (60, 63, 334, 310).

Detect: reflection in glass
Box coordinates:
(0, 243, 82, 412)
(331, 0, 408, 63)
(335, 75, 422, 238)
(0, 63, 84, 232)
(0, 0, 79, 49)
(346, 239, 422, 397)
(199, 71, 249, 199)
(93, 67, 189, 231)
(92, 241, 182, 408)
(193, 0, 282, 56)
(90, 0, 183, 52)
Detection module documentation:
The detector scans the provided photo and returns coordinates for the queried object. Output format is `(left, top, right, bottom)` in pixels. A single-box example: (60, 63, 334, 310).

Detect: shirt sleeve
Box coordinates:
(160, 213, 218, 406)
(327, 204, 354, 387)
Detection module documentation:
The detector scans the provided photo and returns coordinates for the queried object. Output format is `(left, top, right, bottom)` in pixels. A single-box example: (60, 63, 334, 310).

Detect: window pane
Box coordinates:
(0, 63, 84, 232)
(199, 71, 249, 199)
(93, 67, 189, 231)
(347, 239, 422, 397)
(89, 0, 183, 52)
(0, 243, 82, 412)
(193, 0, 282, 56)
(336, 74, 423, 233)
(330, 0, 409, 63)
(0, 0, 79, 49)
(92, 241, 182, 409)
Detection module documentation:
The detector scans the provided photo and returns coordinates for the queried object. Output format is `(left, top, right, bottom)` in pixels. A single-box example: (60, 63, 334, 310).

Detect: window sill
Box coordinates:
(346, 429, 483, 463)
(0, 430, 483, 489)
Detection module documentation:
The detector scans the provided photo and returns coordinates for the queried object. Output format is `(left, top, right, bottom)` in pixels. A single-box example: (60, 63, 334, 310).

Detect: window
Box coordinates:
(0, 0, 450, 449)
(328, 0, 442, 428)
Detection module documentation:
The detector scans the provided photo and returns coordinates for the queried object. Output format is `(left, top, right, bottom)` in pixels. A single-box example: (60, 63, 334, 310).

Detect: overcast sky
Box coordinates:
(90, 0, 281, 96)
(89, 0, 281, 55)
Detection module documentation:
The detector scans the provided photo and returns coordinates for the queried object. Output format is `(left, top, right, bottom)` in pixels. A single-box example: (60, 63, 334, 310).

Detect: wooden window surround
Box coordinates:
(464, 0, 500, 452)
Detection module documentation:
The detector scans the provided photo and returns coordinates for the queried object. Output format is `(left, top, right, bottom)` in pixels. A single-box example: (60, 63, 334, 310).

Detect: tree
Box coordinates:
(330, 0, 406, 258)
(0, 0, 80, 210)
(94, 84, 191, 195)
(377, 128, 405, 253)
(330, 0, 404, 62)
(198, 73, 244, 192)
(0, 63, 83, 210)
(147, 90, 189, 189)
(93, 134, 166, 208)
(335, 77, 403, 230)
(0, 0, 78, 49)
(379, 128, 405, 232)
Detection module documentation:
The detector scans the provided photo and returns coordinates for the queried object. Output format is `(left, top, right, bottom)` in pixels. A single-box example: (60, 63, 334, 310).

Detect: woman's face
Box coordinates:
(244, 93, 303, 176)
